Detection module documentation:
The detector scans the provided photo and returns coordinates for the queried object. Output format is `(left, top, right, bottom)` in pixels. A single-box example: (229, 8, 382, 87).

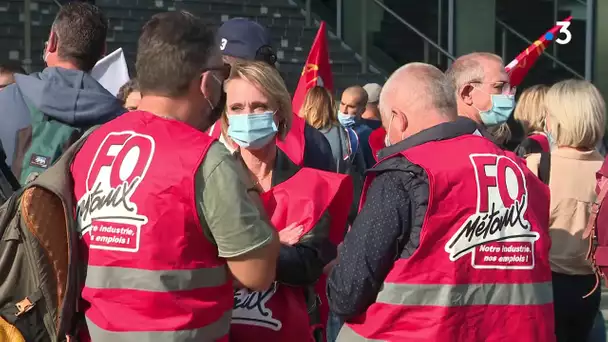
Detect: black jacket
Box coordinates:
(327, 117, 490, 319)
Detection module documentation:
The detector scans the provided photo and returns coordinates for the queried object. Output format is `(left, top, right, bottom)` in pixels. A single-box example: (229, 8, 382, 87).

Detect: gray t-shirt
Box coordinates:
(195, 142, 275, 258)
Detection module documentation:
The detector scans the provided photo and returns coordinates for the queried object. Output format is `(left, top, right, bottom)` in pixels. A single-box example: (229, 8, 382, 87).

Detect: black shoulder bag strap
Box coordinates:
(538, 152, 551, 185)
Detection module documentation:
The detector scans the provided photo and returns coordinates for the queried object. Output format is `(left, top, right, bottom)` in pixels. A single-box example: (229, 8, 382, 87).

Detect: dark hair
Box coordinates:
(136, 11, 216, 97)
(117, 79, 139, 103)
(52, 2, 107, 71)
(0, 61, 26, 75)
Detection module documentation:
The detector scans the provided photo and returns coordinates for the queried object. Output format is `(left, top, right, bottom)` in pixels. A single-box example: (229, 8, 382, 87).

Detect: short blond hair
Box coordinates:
(299, 86, 336, 130)
(221, 61, 292, 140)
(545, 79, 605, 149)
(514, 84, 549, 135)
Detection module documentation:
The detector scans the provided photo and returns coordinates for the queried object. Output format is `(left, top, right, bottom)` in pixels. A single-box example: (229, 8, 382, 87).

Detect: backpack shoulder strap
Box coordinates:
(583, 183, 608, 240)
(538, 152, 551, 185)
(26, 125, 98, 337)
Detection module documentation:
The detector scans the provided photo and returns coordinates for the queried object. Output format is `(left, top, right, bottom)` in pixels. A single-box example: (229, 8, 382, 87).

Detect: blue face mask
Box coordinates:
(544, 122, 555, 148)
(477, 94, 515, 127)
(227, 111, 278, 150)
(338, 111, 356, 128)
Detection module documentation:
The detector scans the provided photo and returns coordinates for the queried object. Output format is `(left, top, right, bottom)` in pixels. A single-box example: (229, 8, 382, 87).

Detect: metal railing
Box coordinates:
(366, 0, 455, 73)
(496, 18, 584, 79)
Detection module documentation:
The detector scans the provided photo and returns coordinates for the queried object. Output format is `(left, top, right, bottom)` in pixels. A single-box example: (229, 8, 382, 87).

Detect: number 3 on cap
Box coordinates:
(555, 21, 572, 45)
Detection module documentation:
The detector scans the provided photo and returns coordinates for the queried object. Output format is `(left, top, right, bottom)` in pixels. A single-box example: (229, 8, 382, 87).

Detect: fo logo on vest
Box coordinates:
(76, 131, 156, 253)
(445, 154, 539, 270)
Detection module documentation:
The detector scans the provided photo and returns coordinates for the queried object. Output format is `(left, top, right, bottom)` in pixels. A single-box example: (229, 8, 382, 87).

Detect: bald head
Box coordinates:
(339, 86, 368, 117)
(445, 52, 509, 125)
(380, 62, 457, 120)
(380, 62, 457, 145)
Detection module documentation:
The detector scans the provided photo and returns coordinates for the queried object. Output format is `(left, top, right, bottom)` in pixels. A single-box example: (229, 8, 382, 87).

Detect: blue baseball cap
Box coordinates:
(217, 18, 273, 60)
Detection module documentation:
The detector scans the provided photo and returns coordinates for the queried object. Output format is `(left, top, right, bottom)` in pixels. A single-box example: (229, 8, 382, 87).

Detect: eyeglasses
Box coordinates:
(201, 63, 231, 82)
(470, 81, 517, 96)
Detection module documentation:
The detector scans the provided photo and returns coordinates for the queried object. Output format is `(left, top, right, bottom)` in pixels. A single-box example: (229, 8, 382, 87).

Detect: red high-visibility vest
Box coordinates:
(72, 111, 232, 341)
(339, 134, 555, 342)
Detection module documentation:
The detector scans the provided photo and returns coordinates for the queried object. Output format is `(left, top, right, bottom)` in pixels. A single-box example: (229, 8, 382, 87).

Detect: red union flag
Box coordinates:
(291, 21, 334, 114)
(505, 16, 572, 87)
(278, 21, 334, 166)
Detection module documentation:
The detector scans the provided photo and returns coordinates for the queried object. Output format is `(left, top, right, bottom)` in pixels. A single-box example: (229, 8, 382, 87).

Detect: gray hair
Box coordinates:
(380, 62, 457, 118)
(445, 52, 503, 95)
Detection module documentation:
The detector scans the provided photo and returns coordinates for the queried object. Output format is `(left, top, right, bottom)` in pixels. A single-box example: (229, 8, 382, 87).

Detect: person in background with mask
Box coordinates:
(338, 86, 375, 168)
(445, 52, 516, 142)
(0, 2, 124, 171)
(221, 61, 352, 342)
(70, 11, 281, 341)
(361, 83, 382, 130)
(525, 79, 605, 342)
(209, 18, 336, 173)
(328, 62, 553, 342)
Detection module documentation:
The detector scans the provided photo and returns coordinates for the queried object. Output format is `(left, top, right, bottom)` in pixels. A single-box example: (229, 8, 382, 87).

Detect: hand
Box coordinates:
(279, 222, 304, 245)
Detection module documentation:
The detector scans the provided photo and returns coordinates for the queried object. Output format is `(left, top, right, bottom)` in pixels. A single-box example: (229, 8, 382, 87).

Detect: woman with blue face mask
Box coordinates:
(221, 61, 353, 342)
(525, 79, 606, 342)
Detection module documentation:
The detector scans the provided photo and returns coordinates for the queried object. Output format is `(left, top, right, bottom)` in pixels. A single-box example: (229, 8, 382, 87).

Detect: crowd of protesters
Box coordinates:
(1, 2, 608, 342)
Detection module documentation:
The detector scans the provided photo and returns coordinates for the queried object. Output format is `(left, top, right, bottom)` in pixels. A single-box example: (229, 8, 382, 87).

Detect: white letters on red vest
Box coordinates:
(445, 154, 539, 270)
(76, 131, 155, 253)
(233, 285, 283, 331)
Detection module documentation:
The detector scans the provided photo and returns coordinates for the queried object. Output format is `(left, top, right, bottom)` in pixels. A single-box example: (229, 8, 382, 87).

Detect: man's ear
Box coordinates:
(460, 84, 475, 106)
(394, 109, 408, 132)
(199, 71, 217, 101)
(47, 31, 58, 53)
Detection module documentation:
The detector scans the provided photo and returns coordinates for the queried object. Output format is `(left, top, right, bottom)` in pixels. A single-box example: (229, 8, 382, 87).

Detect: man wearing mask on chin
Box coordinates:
(70, 11, 281, 341)
(445, 52, 516, 143)
(338, 86, 376, 168)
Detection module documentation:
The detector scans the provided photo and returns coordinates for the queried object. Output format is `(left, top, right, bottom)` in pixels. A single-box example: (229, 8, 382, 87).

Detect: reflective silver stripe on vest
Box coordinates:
(336, 282, 553, 341)
(85, 309, 231, 342)
(376, 281, 553, 307)
(85, 265, 227, 291)
(337, 324, 384, 342)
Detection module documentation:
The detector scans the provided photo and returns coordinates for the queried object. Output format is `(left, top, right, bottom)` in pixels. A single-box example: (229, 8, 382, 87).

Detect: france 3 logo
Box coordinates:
(547, 21, 572, 45)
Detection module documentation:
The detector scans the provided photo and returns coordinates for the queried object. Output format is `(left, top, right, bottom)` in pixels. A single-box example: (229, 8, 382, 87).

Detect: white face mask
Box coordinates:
(384, 114, 395, 147)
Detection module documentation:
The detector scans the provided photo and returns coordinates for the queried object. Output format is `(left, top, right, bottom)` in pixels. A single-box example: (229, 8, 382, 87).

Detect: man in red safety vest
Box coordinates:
(327, 62, 554, 342)
(71, 11, 281, 341)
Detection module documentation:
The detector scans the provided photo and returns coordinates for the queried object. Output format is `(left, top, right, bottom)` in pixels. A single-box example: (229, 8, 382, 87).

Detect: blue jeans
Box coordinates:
(326, 312, 344, 342)
(589, 311, 606, 342)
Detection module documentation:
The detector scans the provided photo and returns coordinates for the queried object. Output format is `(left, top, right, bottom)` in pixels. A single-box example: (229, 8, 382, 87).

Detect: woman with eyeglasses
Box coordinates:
(221, 61, 353, 342)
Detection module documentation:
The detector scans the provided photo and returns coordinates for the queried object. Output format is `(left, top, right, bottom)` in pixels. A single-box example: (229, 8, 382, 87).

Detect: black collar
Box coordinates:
(378, 117, 481, 160)
(271, 148, 300, 186)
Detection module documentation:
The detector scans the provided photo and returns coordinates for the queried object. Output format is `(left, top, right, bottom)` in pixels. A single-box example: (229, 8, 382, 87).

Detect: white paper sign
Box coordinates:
(91, 48, 130, 97)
